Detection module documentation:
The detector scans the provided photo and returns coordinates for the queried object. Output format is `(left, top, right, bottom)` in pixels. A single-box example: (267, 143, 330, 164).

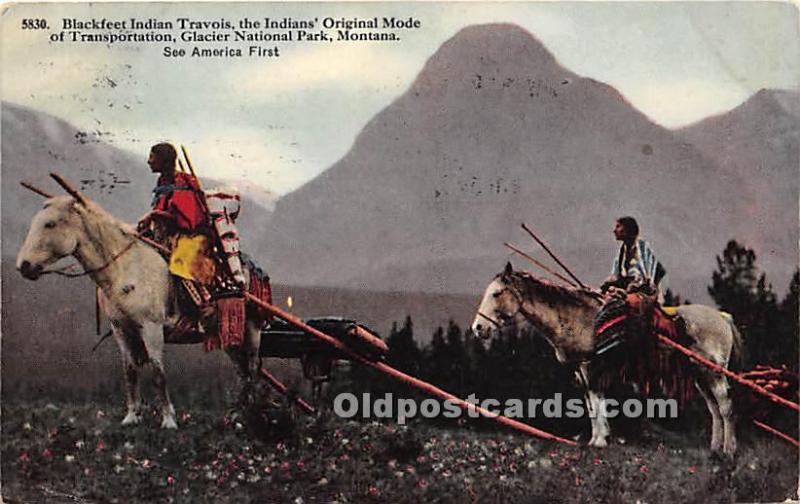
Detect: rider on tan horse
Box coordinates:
(595, 217, 668, 355)
(472, 262, 741, 456)
(601, 216, 666, 301)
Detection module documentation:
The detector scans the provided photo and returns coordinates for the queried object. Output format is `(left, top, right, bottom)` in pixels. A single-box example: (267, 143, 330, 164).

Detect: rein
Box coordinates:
(500, 280, 541, 327)
(40, 239, 137, 278)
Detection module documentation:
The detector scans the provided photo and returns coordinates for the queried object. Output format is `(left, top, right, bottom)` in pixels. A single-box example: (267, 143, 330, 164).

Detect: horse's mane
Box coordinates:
(506, 270, 600, 308)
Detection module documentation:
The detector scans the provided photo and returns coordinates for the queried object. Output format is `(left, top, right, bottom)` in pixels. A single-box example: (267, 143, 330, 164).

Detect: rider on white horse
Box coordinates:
(137, 143, 216, 313)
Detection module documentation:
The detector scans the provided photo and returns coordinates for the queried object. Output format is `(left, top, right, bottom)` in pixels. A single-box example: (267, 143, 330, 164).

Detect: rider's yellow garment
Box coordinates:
(168, 235, 216, 284)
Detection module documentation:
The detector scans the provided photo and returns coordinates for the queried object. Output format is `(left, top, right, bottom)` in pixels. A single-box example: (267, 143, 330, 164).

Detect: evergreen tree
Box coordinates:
(445, 321, 468, 394)
(462, 328, 486, 394)
(386, 316, 421, 375)
(424, 326, 448, 383)
(707, 240, 780, 366)
(708, 240, 760, 323)
(777, 271, 800, 371)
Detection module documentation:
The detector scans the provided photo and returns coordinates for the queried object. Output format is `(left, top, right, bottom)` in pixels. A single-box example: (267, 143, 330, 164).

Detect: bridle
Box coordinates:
(478, 272, 598, 366)
(39, 238, 137, 278)
(477, 278, 539, 336)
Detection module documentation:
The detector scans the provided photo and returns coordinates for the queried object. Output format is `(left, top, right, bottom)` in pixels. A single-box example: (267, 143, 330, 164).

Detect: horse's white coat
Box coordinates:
(17, 195, 263, 428)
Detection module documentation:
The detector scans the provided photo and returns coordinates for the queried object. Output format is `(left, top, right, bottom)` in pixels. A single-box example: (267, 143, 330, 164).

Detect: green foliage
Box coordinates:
(704, 240, 797, 437)
(386, 316, 422, 376)
(778, 271, 800, 372)
(708, 240, 761, 319)
(707, 240, 797, 370)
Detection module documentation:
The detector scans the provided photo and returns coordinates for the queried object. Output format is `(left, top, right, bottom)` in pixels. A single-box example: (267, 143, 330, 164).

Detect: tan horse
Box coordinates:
(471, 262, 742, 456)
(16, 179, 265, 429)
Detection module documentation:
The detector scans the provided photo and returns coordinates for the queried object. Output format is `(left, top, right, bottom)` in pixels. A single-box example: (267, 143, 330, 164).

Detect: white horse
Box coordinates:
(16, 176, 265, 429)
(471, 262, 742, 456)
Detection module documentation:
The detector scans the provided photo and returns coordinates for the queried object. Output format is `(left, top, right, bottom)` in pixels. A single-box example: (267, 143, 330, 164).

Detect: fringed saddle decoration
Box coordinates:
(592, 294, 695, 408)
(204, 297, 246, 352)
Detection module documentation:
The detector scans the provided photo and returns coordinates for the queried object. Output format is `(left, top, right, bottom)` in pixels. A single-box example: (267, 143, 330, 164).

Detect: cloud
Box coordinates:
(227, 42, 421, 98)
(120, 125, 312, 194)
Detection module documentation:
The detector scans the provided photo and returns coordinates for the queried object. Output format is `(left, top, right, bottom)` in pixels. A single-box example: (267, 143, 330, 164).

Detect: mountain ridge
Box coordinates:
(264, 23, 792, 303)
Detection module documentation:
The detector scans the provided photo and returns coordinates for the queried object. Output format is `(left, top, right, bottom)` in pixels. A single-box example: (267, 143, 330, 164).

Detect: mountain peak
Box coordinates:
(413, 23, 568, 92)
(723, 88, 800, 124)
(753, 88, 800, 119)
(446, 23, 557, 62)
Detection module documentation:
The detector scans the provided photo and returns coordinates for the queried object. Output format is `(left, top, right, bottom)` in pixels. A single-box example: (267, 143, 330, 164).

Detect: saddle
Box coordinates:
(591, 293, 696, 405)
(593, 293, 690, 356)
(152, 187, 272, 351)
(163, 261, 272, 351)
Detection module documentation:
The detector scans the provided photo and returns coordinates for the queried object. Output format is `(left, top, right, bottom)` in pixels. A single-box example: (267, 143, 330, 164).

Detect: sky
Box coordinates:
(2, 2, 798, 196)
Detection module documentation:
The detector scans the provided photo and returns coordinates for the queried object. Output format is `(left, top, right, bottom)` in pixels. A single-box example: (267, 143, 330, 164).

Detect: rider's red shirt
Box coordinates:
(152, 172, 206, 231)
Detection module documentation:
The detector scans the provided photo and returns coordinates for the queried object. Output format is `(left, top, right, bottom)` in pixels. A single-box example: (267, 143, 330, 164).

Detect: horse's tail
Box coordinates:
(721, 312, 745, 372)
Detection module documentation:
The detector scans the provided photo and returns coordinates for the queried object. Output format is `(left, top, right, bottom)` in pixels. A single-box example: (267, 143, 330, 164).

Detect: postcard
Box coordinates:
(2, 2, 798, 502)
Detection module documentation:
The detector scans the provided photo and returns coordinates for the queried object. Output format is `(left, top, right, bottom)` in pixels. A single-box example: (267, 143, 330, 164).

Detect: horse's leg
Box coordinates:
(709, 375, 736, 457)
(142, 321, 177, 429)
(113, 327, 143, 425)
(120, 354, 142, 425)
(586, 389, 611, 447)
(579, 364, 610, 447)
(244, 315, 263, 386)
(695, 374, 723, 454)
(224, 316, 262, 407)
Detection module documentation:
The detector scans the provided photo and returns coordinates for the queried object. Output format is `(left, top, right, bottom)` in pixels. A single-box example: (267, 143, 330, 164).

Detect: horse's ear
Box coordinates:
(503, 261, 514, 277)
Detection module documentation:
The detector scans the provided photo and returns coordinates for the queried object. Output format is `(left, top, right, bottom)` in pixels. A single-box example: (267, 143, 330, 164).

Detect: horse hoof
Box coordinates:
(161, 416, 178, 429)
(121, 413, 141, 426)
(590, 438, 608, 448)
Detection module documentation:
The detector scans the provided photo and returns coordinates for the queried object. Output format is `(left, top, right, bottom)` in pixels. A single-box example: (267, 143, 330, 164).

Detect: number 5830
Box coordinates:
(22, 19, 49, 29)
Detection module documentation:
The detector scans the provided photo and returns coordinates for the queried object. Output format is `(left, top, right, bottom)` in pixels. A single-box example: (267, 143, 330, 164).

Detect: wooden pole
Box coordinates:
(20, 181, 54, 198)
(521, 222, 588, 289)
(655, 334, 800, 412)
(138, 230, 572, 443)
(752, 419, 800, 449)
(243, 292, 577, 446)
(137, 228, 316, 416)
(180, 145, 201, 189)
(504, 242, 578, 287)
(259, 368, 316, 414)
(50, 173, 87, 205)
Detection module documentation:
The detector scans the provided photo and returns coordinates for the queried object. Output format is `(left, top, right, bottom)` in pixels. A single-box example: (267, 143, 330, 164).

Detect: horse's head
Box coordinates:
(16, 196, 87, 280)
(471, 262, 529, 347)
